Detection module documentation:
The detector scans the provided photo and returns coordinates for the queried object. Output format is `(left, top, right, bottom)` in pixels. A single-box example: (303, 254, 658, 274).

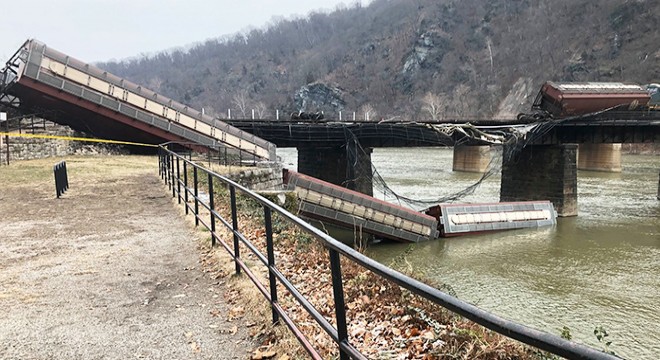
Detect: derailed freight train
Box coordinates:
(518, 81, 659, 121)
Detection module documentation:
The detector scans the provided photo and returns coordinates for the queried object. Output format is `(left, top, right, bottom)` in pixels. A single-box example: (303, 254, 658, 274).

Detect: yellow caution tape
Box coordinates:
(0, 132, 158, 148)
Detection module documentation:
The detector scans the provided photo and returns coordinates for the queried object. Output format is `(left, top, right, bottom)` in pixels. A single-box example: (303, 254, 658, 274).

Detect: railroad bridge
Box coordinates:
(226, 114, 660, 217)
(2, 39, 659, 218)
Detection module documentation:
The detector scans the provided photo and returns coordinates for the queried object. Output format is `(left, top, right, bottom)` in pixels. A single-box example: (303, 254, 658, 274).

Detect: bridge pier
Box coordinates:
(297, 145, 373, 196)
(453, 145, 491, 173)
(501, 144, 578, 217)
(577, 144, 622, 172)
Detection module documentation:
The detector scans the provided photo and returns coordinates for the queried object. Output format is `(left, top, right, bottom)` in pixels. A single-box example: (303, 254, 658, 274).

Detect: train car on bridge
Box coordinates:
(647, 83, 660, 109)
(519, 81, 652, 120)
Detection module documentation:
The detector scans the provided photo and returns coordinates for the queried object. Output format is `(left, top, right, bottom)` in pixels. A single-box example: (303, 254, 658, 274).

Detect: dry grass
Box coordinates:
(0, 155, 157, 186)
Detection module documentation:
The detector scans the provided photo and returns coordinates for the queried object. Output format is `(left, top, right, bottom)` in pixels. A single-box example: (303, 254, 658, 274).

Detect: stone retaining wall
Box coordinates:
(225, 163, 284, 191)
(0, 122, 125, 165)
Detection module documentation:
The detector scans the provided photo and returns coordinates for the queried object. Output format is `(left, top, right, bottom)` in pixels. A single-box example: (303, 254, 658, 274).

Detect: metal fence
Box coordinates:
(54, 160, 68, 198)
(158, 145, 618, 360)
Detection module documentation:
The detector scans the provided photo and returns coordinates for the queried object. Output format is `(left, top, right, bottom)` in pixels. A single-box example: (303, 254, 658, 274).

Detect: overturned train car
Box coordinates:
(519, 81, 653, 120)
(284, 170, 558, 242)
(284, 170, 439, 243)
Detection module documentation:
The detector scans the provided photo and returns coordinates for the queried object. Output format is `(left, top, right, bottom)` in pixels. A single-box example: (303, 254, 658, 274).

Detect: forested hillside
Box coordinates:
(98, 0, 660, 120)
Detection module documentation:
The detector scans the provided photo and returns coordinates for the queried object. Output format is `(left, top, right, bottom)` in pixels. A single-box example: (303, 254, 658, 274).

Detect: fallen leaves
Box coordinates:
(201, 191, 539, 360)
(189, 341, 201, 354)
(251, 346, 277, 359)
(184, 332, 202, 354)
(229, 305, 245, 320)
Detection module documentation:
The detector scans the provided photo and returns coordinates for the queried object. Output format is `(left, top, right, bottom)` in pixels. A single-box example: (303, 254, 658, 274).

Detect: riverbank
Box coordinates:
(192, 172, 547, 359)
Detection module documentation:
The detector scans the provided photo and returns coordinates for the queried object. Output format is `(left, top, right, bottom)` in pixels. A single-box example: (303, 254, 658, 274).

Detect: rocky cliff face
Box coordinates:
(493, 78, 536, 120)
(294, 83, 346, 113)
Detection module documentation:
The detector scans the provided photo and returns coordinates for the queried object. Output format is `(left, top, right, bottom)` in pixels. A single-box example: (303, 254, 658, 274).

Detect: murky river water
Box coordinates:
(277, 147, 660, 359)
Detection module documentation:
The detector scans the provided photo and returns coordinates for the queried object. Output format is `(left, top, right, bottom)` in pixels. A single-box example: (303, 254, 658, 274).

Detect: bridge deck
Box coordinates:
(0, 40, 276, 159)
(227, 112, 660, 148)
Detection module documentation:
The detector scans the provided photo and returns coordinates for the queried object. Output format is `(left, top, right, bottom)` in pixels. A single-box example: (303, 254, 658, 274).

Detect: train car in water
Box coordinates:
(283, 169, 439, 243)
(425, 201, 557, 237)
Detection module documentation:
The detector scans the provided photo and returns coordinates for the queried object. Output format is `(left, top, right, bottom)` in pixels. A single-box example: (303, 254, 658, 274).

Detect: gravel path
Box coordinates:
(0, 156, 253, 359)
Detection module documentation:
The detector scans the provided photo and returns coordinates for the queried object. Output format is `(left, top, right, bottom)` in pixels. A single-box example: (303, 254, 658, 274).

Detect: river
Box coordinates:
(277, 147, 660, 359)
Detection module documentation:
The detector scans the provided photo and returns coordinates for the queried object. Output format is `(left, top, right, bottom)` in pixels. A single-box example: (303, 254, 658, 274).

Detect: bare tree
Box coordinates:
(147, 77, 164, 92)
(254, 101, 268, 119)
(358, 103, 377, 121)
(486, 37, 494, 74)
(451, 84, 472, 119)
(421, 92, 447, 120)
(232, 90, 250, 118)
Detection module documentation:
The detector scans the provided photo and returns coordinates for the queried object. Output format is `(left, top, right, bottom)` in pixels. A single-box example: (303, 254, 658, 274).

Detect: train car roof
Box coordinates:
(546, 81, 647, 94)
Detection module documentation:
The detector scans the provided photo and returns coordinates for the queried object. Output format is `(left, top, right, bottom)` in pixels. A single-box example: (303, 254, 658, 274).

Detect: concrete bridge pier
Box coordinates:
(297, 145, 374, 196)
(577, 144, 622, 172)
(501, 144, 578, 217)
(453, 145, 491, 173)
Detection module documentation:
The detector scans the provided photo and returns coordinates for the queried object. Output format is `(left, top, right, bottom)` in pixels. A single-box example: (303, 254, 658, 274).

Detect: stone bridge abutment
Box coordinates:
(500, 145, 578, 217)
(297, 145, 374, 196)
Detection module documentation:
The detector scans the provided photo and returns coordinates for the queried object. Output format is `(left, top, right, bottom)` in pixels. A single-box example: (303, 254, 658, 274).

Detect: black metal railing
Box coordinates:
(158, 145, 618, 360)
(54, 160, 68, 198)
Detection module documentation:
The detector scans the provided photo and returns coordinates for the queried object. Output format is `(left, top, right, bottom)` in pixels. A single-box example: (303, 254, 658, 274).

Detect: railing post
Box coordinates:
(165, 152, 170, 187)
(63, 162, 68, 192)
(168, 152, 172, 187)
(193, 166, 199, 226)
(329, 248, 349, 360)
(176, 156, 181, 204)
(160, 148, 165, 180)
(264, 206, 279, 324)
(170, 154, 175, 198)
(183, 161, 189, 215)
(54, 162, 61, 198)
(158, 148, 162, 178)
(161, 148, 165, 180)
(54, 161, 69, 198)
(208, 173, 216, 247)
(229, 186, 241, 274)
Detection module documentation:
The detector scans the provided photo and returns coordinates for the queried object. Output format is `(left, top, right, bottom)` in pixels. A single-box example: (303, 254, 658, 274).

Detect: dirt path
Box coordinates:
(0, 156, 253, 359)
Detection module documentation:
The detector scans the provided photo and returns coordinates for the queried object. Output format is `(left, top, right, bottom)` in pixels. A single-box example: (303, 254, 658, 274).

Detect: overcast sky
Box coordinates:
(1, 0, 366, 63)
